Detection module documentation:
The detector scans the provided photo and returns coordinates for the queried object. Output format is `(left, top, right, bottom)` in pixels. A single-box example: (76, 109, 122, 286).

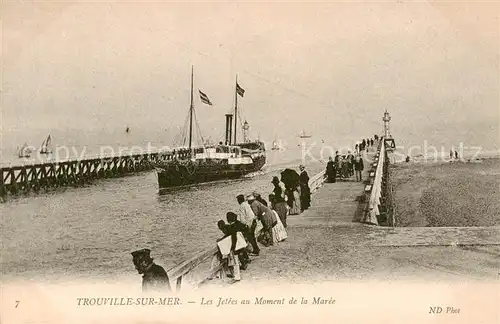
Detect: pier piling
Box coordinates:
(0, 149, 189, 200)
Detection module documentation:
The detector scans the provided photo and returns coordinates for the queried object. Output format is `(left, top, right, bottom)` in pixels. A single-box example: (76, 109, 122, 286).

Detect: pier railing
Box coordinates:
(0, 148, 204, 199)
(362, 137, 396, 226)
(166, 246, 222, 292)
(309, 170, 326, 193)
(363, 138, 385, 225)
(165, 169, 326, 292)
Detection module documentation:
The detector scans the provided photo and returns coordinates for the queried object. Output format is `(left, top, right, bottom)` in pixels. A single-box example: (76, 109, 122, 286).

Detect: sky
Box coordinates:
(1, 0, 499, 157)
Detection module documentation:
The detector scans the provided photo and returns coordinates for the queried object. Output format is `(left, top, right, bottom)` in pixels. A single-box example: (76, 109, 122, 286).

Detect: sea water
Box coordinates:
(0, 141, 325, 283)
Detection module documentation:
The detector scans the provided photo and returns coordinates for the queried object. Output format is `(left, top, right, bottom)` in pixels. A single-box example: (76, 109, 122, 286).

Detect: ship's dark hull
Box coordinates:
(156, 154, 266, 188)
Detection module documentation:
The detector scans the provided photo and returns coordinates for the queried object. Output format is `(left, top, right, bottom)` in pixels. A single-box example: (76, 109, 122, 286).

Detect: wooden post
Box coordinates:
(0, 168, 6, 198)
(70, 162, 77, 185)
(40, 164, 48, 188)
(77, 161, 84, 184)
(111, 157, 118, 176)
(10, 169, 18, 194)
(49, 163, 56, 187)
(176, 276, 182, 292)
(19, 167, 27, 192)
(93, 160, 99, 178)
(27, 166, 34, 191)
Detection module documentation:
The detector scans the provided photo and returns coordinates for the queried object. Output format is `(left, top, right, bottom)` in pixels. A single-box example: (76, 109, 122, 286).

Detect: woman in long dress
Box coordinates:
(289, 186, 301, 215)
(299, 165, 311, 211)
(271, 176, 289, 227)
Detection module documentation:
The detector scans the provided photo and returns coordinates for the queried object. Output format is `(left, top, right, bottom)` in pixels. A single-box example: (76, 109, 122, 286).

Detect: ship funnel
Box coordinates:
(225, 114, 233, 145)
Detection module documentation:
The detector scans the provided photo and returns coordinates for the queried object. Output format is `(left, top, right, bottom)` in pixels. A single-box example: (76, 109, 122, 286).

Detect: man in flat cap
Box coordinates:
(131, 248, 171, 292)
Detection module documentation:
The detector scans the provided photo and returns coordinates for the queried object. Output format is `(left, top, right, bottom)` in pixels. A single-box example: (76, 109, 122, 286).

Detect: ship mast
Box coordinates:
(188, 65, 194, 150)
(234, 74, 238, 144)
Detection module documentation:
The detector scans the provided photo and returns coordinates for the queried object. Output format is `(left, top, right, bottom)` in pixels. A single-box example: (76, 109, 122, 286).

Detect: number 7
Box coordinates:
(15, 301, 20, 308)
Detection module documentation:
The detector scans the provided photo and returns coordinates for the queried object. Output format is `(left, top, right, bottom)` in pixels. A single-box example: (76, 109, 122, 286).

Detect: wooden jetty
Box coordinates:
(0, 148, 202, 199)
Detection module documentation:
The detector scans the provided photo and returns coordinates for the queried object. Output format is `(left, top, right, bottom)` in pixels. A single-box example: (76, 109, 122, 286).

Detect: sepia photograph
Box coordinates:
(1, 1, 499, 323)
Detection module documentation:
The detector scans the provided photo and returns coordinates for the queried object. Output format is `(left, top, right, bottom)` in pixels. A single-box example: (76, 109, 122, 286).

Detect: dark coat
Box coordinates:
(326, 160, 335, 173)
(225, 220, 249, 251)
(142, 263, 171, 292)
(334, 154, 341, 165)
(326, 161, 336, 181)
(250, 200, 277, 230)
(299, 170, 311, 210)
(299, 170, 310, 187)
(354, 158, 364, 171)
(272, 184, 286, 203)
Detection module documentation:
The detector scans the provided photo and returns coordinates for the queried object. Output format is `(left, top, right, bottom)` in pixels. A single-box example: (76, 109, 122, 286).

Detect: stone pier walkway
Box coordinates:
(288, 178, 366, 227)
(200, 157, 499, 290)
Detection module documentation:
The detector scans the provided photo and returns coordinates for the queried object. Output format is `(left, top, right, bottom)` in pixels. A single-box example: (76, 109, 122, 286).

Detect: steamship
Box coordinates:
(155, 68, 266, 189)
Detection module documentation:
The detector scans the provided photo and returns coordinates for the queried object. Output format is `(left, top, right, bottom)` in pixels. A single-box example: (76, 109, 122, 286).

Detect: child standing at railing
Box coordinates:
(225, 212, 250, 271)
(209, 221, 233, 280)
(211, 215, 250, 283)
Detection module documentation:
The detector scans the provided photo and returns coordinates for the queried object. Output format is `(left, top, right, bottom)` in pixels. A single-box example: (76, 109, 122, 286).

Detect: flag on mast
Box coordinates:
(198, 89, 213, 105)
(236, 83, 245, 97)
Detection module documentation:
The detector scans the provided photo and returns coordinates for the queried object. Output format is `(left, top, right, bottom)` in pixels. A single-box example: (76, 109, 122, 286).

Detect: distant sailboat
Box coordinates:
(299, 130, 311, 138)
(17, 143, 32, 158)
(126, 126, 130, 133)
(40, 134, 53, 154)
(271, 138, 281, 151)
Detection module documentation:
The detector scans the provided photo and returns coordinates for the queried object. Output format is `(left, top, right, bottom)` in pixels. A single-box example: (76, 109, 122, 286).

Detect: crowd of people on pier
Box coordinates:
(212, 164, 312, 282)
(325, 136, 378, 183)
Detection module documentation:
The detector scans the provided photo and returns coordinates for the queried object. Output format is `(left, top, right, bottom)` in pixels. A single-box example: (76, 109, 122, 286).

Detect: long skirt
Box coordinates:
(257, 228, 273, 247)
(300, 185, 311, 210)
(272, 211, 288, 242)
(326, 168, 336, 183)
(289, 189, 301, 215)
(274, 201, 288, 227)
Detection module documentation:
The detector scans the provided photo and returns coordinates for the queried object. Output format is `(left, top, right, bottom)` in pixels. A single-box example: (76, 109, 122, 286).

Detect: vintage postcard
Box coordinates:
(1, 0, 499, 323)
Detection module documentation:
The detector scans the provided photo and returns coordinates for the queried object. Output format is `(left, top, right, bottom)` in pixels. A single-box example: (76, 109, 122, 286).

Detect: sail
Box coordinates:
(40, 134, 52, 154)
(272, 139, 280, 150)
(40, 138, 46, 152)
(18, 142, 32, 158)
